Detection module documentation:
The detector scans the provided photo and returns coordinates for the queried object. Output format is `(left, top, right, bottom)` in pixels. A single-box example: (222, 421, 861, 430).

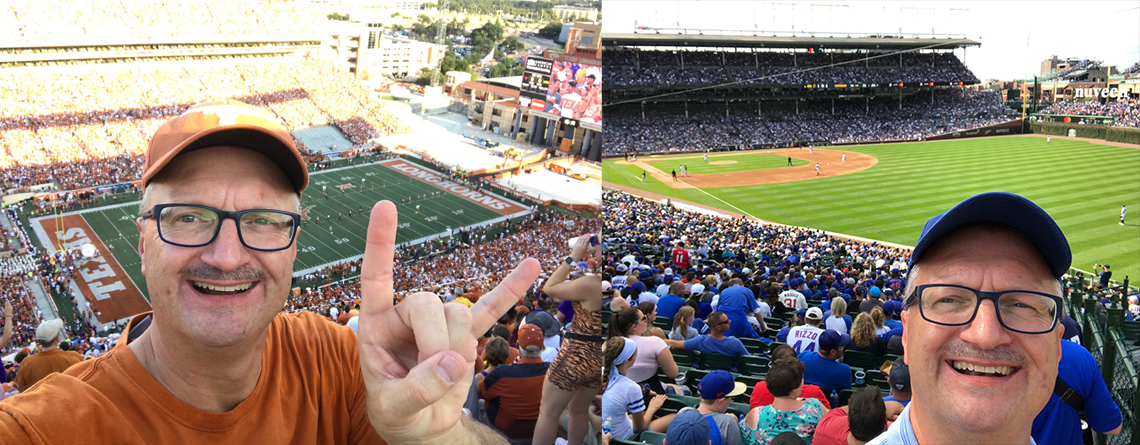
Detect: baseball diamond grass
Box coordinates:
(641, 153, 810, 175)
(80, 161, 509, 299)
(604, 136, 1140, 281)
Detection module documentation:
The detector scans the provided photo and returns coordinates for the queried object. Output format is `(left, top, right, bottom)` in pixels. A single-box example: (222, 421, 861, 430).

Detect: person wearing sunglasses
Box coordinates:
(867, 192, 1071, 445)
(0, 100, 539, 444)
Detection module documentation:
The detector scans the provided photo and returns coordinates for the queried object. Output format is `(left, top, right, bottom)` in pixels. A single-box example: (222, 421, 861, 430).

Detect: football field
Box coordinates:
(604, 136, 1140, 281)
(31, 158, 530, 319)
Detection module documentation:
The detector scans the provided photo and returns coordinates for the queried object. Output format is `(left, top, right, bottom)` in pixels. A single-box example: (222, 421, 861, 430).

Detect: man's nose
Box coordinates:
(199, 219, 251, 271)
(959, 299, 1013, 350)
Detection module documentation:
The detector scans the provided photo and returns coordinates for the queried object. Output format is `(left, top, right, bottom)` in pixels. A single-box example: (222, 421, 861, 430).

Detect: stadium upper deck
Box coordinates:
(602, 32, 982, 105)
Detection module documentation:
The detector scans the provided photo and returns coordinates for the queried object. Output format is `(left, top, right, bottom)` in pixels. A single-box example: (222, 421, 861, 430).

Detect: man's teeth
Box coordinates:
(193, 282, 253, 293)
(952, 361, 1013, 376)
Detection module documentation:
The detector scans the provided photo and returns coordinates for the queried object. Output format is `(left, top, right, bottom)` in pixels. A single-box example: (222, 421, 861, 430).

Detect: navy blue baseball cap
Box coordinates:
(909, 192, 1071, 279)
(630, 281, 646, 293)
(819, 330, 851, 351)
(665, 410, 710, 445)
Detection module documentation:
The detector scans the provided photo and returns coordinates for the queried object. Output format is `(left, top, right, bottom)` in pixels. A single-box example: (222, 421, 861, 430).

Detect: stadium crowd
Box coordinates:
(604, 89, 1015, 154)
(287, 210, 595, 314)
(597, 189, 1133, 444)
(605, 49, 979, 88)
(1039, 99, 1140, 128)
(0, 59, 410, 192)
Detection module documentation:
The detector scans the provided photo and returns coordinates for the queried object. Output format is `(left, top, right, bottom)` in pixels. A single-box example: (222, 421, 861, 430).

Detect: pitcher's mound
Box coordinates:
(709, 161, 737, 165)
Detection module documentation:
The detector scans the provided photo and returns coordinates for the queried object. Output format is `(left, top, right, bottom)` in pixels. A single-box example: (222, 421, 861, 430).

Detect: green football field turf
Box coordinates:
(604, 136, 1140, 281)
(78, 161, 518, 299)
(640, 153, 810, 175)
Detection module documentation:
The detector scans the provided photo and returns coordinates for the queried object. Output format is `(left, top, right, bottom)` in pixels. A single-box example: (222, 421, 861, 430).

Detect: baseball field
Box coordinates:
(604, 135, 1140, 282)
(30, 157, 530, 321)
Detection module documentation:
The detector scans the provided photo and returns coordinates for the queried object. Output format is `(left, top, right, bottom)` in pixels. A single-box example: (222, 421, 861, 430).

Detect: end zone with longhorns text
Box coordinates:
(32, 214, 151, 323)
(378, 159, 528, 215)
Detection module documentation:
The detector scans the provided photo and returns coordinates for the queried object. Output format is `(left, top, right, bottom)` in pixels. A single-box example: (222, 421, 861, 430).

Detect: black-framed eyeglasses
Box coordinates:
(142, 204, 300, 252)
(906, 284, 1062, 334)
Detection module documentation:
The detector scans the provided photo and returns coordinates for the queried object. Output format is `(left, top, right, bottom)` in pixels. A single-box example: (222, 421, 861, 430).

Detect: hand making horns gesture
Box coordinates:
(358, 200, 541, 444)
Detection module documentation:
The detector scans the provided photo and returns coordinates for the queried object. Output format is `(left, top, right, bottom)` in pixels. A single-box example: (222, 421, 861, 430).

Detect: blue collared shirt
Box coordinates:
(866, 404, 1038, 445)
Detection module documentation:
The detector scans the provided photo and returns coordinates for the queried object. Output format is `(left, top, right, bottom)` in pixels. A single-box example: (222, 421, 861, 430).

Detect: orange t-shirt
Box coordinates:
(0, 312, 385, 444)
(12, 347, 83, 390)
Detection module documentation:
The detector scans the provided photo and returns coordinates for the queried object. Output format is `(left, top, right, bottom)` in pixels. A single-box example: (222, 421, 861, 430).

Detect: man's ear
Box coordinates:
(900, 308, 909, 365)
(136, 218, 147, 276)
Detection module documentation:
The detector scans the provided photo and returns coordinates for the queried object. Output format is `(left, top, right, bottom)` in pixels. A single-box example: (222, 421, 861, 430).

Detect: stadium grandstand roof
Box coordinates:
(602, 32, 979, 51)
(0, 36, 320, 50)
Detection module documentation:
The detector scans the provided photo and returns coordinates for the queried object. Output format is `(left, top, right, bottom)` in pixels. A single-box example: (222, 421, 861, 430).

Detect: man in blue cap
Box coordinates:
(799, 330, 852, 395)
(858, 287, 883, 314)
(868, 192, 1072, 445)
(674, 370, 747, 445)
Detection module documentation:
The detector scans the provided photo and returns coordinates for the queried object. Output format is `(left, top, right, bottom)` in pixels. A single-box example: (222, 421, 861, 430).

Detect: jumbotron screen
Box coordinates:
(521, 57, 602, 131)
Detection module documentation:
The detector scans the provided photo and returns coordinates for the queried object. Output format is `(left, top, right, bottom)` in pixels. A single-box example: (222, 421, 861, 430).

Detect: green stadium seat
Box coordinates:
(601, 311, 613, 324)
(866, 369, 890, 390)
(768, 341, 787, 354)
(763, 318, 784, 329)
(727, 401, 751, 416)
(684, 369, 710, 392)
(739, 338, 768, 356)
(611, 438, 646, 445)
(738, 356, 770, 376)
(843, 350, 878, 370)
(736, 374, 764, 390)
(654, 316, 672, 331)
(672, 349, 699, 368)
(700, 352, 738, 371)
(640, 431, 667, 445)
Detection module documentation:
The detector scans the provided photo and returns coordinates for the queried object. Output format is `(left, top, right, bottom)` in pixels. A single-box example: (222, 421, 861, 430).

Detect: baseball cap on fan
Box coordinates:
(142, 99, 308, 193)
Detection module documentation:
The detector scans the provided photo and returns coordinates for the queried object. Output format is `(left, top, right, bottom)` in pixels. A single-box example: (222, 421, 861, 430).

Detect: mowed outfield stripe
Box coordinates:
(36, 214, 151, 321)
(607, 136, 1140, 279)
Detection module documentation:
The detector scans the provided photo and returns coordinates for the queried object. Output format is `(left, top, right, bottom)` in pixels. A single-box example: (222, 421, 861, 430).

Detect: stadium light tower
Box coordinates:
(430, 0, 450, 88)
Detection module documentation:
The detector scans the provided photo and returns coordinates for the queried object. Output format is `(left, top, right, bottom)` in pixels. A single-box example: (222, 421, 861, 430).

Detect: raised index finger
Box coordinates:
(360, 200, 398, 316)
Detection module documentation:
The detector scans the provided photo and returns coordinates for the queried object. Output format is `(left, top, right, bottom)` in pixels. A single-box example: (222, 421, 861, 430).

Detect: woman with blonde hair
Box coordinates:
(823, 297, 851, 335)
(870, 306, 890, 336)
(669, 306, 698, 340)
(847, 313, 887, 357)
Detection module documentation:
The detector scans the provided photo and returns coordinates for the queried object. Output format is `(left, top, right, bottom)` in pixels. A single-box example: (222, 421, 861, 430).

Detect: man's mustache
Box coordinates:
(180, 263, 265, 282)
(942, 341, 1025, 364)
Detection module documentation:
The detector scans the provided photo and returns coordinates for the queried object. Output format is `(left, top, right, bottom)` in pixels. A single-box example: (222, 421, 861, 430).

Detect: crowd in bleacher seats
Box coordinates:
(287, 210, 594, 313)
(1122, 61, 1140, 75)
(605, 49, 978, 88)
(1039, 60, 1095, 81)
(0, 0, 312, 44)
(604, 89, 1015, 154)
(1039, 99, 1140, 128)
(0, 59, 410, 192)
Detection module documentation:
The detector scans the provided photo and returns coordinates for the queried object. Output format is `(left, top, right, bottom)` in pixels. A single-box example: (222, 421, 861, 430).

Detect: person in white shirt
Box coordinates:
(787, 307, 826, 354)
(824, 297, 852, 335)
(779, 280, 809, 311)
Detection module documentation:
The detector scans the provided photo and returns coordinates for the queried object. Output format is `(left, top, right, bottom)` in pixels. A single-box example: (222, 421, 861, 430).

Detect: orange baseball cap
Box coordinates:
(143, 99, 308, 193)
(517, 323, 545, 353)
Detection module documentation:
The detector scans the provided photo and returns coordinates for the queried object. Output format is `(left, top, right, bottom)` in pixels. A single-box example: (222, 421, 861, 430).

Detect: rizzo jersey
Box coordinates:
(787, 325, 824, 354)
